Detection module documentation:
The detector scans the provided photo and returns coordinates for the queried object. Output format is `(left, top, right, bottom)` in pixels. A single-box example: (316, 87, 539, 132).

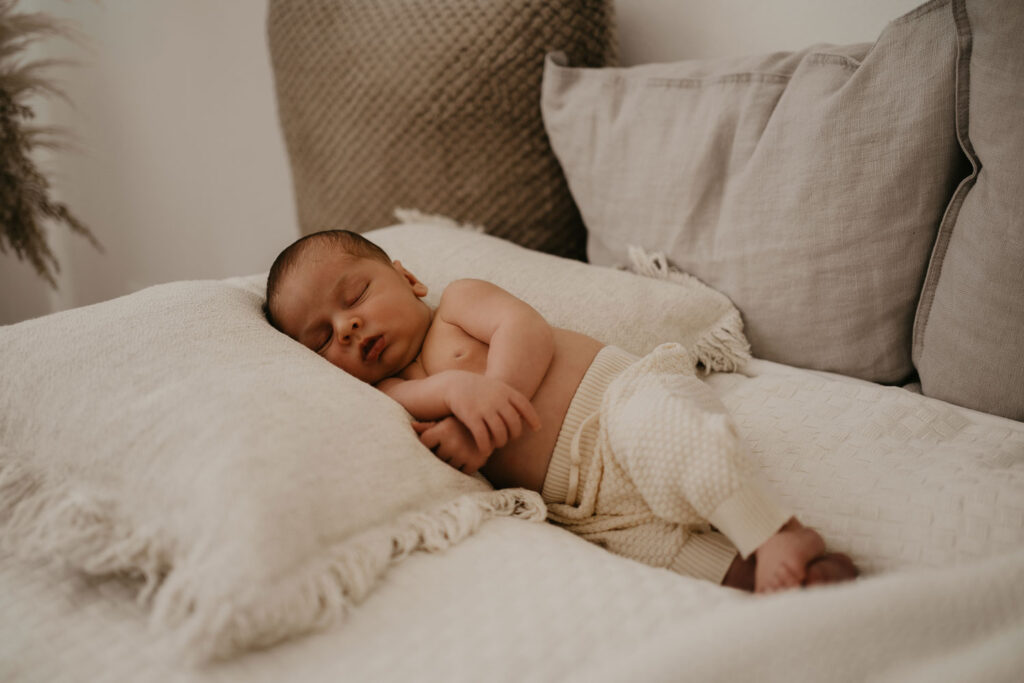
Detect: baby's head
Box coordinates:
(265, 230, 432, 384)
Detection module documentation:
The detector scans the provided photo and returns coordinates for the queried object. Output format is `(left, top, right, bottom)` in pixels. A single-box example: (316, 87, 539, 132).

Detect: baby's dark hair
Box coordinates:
(263, 229, 391, 330)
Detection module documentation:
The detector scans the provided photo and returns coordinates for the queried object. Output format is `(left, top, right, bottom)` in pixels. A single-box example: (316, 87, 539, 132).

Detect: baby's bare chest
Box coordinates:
(418, 318, 489, 375)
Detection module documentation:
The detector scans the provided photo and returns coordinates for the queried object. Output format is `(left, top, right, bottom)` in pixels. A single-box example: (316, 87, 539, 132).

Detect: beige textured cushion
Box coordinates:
(542, 0, 965, 383)
(268, 0, 616, 260)
(0, 278, 545, 662)
(912, 0, 1024, 421)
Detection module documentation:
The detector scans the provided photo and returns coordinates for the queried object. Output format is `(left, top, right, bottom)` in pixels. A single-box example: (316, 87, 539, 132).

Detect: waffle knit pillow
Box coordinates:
(267, 0, 616, 260)
(0, 277, 545, 663)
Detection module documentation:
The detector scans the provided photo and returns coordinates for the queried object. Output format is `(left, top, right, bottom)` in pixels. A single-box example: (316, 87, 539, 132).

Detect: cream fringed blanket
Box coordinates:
(0, 223, 751, 662)
(0, 279, 544, 662)
(5, 358, 1023, 681)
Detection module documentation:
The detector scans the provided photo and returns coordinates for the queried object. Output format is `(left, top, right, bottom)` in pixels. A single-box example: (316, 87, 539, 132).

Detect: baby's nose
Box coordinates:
(340, 318, 360, 343)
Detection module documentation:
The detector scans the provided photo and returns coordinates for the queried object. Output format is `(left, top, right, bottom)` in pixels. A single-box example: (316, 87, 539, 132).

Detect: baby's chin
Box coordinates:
(327, 359, 376, 385)
(352, 362, 396, 386)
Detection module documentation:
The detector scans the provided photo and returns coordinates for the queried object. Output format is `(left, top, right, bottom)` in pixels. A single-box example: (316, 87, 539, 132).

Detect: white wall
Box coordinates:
(2, 0, 298, 324)
(615, 0, 924, 64)
(1, 0, 925, 325)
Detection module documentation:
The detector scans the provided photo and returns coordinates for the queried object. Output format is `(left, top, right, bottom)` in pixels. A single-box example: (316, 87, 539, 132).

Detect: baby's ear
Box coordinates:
(393, 260, 428, 298)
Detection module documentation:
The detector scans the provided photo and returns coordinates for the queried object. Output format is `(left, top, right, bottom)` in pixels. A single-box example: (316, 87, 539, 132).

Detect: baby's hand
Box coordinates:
(413, 418, 492, 474)
(443, 371, 541, 454)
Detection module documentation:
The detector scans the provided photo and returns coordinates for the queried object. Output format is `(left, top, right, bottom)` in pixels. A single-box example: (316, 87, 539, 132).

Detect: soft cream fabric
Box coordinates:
(541, 0, 964, 384)
(373, 216, 751, 373)
(0, 221, 753, 663)
(0, 278, 546, 662)
(913, 0, 1024, 420)
(542, 344, 790, 582)
(3, 357, 1023, 682)
(267, 0, 616, 260)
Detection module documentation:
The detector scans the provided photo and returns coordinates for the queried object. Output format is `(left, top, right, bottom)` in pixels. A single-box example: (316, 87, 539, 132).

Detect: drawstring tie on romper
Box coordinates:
(565, 411, 600, 505)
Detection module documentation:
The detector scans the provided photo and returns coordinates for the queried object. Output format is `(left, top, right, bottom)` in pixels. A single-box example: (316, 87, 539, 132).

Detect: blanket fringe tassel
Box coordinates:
(0, 455, 545, 663)
(154, 488, 545, 662)
(0, 457, 171, 601)
(626, 245, 751, 374)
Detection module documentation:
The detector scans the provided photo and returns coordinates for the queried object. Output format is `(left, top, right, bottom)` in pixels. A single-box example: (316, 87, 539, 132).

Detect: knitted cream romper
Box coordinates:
(541, 343, 793, 582)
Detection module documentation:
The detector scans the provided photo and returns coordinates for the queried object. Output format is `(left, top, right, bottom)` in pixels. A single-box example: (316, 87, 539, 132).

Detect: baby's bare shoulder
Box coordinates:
(436, 279, 525, 323)
(438, 278, 501, 301)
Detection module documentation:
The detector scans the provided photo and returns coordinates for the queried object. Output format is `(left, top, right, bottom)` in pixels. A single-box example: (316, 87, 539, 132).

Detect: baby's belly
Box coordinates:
(481, 330, 604, 492)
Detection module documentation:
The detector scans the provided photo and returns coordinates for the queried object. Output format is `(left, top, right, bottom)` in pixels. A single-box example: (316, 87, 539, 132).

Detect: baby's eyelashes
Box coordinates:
(348, 283, 369, 306)
(313, 330, 332, 354)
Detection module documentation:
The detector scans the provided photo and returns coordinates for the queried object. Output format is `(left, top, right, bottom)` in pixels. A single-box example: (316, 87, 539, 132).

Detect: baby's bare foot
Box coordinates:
(805, 552, 859, 586)
(754, 518, 825, 593)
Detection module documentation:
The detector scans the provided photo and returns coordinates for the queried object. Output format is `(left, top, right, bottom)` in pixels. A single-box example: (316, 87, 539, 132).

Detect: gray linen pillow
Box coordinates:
(912, 0, 1024, 421)
(542, 0, 965, 383)
(267, 0, 616, 260)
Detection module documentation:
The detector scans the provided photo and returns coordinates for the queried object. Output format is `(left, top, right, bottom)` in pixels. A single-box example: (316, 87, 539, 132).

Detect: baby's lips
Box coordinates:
(362, 335, 386, 362)
(358, 335, 373, 359)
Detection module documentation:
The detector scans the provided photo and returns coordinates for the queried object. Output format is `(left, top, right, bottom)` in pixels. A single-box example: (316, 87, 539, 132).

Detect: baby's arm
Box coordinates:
(376, 372, 455, 421)
(378, 370, 539, 454)
(436, 279, 555, 400)
(380, 279, 551, 462)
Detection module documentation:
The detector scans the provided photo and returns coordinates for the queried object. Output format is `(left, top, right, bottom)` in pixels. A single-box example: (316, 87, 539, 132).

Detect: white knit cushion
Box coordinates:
(371, 217, 751, 373)
(0, 277, 545, 663)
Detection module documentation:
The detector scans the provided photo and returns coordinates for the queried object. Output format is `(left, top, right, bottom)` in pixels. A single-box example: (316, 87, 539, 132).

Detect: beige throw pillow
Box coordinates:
(268, 0, 616, 260)
(0, 278, 545, 662)
(912, 0, 1024, 421)
(542, 0, 965, 384)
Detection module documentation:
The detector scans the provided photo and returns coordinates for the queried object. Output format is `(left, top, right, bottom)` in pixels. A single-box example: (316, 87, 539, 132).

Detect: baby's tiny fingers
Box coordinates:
(466, 419, 492, 456)
(419, 428, 441, 451)
(511, 392, 541, 431)
(412, 420, 436, 434)
(500, 405, 523, 440)
(485, 412, 509, 448)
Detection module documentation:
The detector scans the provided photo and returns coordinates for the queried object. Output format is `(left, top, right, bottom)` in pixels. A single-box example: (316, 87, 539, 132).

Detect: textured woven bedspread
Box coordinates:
(708, 360, 1024, 575)
(2, 360, 1021, 682)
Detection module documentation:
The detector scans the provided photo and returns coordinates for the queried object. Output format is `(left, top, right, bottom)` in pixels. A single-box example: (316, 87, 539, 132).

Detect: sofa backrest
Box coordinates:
(912, 0, 1024, 421)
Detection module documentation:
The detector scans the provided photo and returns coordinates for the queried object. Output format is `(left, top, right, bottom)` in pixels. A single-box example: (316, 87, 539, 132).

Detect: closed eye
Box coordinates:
(348, 283, 369, 306)
(314, 330, 332, 354)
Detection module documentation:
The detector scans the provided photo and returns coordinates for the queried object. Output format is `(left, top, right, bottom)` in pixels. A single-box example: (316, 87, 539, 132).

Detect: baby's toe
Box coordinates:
(805, 553, 860, 586)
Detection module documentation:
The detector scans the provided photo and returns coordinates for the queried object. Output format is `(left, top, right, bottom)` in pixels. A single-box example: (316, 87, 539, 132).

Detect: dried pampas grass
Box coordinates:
(1, 0, 98, 287)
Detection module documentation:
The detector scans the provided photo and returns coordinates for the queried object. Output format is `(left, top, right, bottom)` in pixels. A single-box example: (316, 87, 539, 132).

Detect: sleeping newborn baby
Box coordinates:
(264, 229, 858, 592)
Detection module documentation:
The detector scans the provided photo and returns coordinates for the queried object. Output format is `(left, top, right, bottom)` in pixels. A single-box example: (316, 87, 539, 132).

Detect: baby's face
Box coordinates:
(272, 251, 431, 384)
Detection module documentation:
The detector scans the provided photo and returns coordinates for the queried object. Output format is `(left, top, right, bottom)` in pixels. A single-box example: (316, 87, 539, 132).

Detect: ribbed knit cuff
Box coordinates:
(541, 346, 636, 506)
(707, 480, 792, 559)
(669, 531, 738, 583)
